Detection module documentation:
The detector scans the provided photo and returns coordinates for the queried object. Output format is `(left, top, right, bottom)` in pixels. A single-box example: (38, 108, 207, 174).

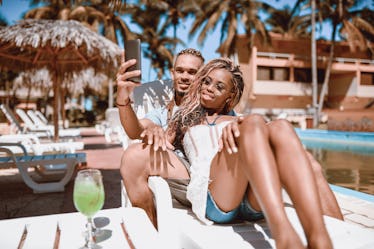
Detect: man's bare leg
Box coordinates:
(120, 143, 189, 228)
(305, 150, 344, 220)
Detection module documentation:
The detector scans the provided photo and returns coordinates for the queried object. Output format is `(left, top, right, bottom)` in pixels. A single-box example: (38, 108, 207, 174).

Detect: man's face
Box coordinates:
(171, 54, 204, 97)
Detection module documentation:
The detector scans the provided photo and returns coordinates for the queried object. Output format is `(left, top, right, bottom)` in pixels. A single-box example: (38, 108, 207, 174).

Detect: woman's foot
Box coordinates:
(275, 231, 305, 249)
(307, 229, 333, 249)
(272, 222, 305, 249)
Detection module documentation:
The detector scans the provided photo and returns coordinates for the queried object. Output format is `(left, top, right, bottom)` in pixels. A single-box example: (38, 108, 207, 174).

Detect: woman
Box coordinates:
(167, 58, 333, 249)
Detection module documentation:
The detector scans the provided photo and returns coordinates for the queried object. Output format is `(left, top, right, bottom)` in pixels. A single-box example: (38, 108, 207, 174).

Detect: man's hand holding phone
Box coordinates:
(124, 39, 141, 83)
(116, 59, 141, 106)
(116, 39, 142, 106)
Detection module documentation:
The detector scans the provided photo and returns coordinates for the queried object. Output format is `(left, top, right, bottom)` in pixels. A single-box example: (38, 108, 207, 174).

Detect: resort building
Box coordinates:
(234, 33, 374, 132)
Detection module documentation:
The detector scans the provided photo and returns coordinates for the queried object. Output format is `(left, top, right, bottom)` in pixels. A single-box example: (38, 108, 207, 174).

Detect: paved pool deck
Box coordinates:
(333, 186, 374, 229)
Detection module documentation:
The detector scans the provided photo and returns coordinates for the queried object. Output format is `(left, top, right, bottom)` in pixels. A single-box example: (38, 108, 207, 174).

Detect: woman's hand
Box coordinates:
(140, 126, 175, 151)
(219, 116, 244, 154)
(116, 57, 141, 104)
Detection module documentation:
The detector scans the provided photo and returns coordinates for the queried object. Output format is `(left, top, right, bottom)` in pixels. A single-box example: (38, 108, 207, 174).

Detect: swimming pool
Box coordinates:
(295, 128, 374, 195)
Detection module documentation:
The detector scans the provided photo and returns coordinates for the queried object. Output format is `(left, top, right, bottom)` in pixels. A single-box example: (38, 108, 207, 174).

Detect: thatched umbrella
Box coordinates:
(63, 68, 110, 95)
(13, 67, 112, 123)
(13, 67, 51, 108)
(0, 19, 121, 140)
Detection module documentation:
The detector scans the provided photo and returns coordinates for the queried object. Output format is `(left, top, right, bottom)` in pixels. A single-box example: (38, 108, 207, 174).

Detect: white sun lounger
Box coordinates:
(0, 134, 84, 155)
(122, 176, 374, 249)
(1, 104, 52, 138)
(0, 143, 86, 193)
(33, 109, 49, 124)
(16, 108, 81, 138)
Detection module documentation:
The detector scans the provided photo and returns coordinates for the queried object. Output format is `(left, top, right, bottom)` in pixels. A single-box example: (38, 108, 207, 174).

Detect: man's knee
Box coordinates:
(305, 150, 324, 175)
(120, 143, 149, 180)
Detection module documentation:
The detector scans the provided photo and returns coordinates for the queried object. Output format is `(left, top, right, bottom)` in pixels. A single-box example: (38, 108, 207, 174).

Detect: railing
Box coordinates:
(256, 51, 374, 65)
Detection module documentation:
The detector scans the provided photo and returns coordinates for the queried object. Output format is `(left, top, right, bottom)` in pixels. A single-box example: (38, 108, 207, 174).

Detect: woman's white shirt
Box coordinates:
(183, 121, 231, 225)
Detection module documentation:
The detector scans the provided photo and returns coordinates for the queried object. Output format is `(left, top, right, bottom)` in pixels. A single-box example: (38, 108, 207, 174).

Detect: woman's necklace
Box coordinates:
(205, 114, 221, 126)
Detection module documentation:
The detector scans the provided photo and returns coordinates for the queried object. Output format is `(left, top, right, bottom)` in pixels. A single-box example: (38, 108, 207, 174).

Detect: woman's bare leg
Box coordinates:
(120, 142, 189, 227)
(210, 115, 304, 249)
(267, 119, 332, 249)
(268, 120, 343, 220)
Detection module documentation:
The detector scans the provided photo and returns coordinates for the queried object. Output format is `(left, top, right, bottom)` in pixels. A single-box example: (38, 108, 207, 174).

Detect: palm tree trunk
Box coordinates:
(173, 24, 177, 54)
(26, 86, 31, 110)
(317, 25, 337, 116)
(311, 0, 318, 127)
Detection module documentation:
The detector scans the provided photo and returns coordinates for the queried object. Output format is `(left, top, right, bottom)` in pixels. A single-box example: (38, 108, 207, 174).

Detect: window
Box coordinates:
(257, 66, 289, 81)
(295, 68, 311, 83)
(361, 72, 373, 86)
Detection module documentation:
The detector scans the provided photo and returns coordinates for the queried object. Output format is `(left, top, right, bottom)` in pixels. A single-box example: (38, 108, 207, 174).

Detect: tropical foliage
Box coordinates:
(1, 0, 373, 123)
(189, 0, 270, 57)
(265, 4, 311, 39)
(8, 0, 372, 82)
(25, 0, 134, 44)
(314, 0, 374, 115)
(124, 1, 180, 78)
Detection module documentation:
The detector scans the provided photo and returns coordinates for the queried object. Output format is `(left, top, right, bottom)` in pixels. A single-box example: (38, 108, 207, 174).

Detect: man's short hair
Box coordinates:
(176, 48, 205, 63)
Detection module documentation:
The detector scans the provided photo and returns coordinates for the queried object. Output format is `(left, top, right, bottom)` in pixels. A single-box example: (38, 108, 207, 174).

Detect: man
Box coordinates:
(116, 48, 205, 226)
(116, 48, 205, 144)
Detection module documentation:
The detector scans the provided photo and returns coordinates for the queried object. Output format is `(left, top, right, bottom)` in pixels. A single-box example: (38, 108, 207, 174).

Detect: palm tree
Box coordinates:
(0, 13, 7, 26)
(189, 0, 270, 57)
(316, 0, 373, 118)
(265, 4, 311, 39)
(25, 0, 135, 44)
(125, 2, 182, 79)
(341, 7, 374, 58)
(25, 0, 73, 19)
(144, 0, 200, 53)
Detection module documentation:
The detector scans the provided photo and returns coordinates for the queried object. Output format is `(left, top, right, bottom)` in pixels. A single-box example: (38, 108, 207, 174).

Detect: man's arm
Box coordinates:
(117, 104, 156, 139)
(116, 57, 170, 149)
(116, 57, 153, 139)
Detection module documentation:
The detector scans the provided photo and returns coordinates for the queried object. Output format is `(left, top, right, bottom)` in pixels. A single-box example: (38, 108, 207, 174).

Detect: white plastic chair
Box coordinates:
(102, 107, 130, 148)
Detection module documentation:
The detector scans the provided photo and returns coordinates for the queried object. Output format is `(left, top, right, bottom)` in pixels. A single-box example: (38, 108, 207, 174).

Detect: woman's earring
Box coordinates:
(226, 98, 231, 103)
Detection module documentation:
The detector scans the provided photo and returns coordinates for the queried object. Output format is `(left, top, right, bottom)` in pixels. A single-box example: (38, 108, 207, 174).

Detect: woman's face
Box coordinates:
(200, 68, 233, 112)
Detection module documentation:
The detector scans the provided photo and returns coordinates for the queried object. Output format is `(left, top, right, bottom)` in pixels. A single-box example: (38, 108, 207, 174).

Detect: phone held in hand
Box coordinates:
(124, 39, 142, 83)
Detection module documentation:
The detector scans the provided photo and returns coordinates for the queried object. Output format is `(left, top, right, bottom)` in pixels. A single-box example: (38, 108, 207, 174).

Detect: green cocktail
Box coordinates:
(74, 179, 105, 218)
(73, 169, 105, 249)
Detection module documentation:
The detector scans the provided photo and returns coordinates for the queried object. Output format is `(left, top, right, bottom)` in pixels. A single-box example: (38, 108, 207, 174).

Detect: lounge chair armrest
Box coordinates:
(121, 207, 170, 248)
(26, 128, 53, 137)
(148, 176, 180, 248)
(0, 142, 28, 156)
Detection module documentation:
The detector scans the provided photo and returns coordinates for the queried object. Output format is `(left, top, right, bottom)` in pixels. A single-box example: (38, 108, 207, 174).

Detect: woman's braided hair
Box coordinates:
(167, 57, 244, 151)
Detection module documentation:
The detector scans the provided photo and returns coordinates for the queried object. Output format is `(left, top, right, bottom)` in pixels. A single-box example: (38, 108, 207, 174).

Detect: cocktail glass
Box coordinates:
(73, 169, 105, 249)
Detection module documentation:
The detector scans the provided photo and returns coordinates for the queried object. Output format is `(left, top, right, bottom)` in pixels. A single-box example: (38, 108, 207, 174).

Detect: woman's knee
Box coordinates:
(268, 119, 294, 134)
(268, 119, 301, 146)
(240, 114, 268, 134)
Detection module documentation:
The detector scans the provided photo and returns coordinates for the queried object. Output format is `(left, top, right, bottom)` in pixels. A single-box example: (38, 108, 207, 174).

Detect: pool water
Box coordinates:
(296, 129, 374, 195)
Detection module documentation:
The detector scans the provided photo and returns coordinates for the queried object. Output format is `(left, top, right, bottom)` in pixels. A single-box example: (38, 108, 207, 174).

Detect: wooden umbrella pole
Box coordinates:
(61, 86, 66, 129)
(52, 62, 60, 141)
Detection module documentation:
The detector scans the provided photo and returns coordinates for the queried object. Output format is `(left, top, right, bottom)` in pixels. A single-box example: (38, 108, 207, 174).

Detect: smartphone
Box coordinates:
(124, 39, 142, 83)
